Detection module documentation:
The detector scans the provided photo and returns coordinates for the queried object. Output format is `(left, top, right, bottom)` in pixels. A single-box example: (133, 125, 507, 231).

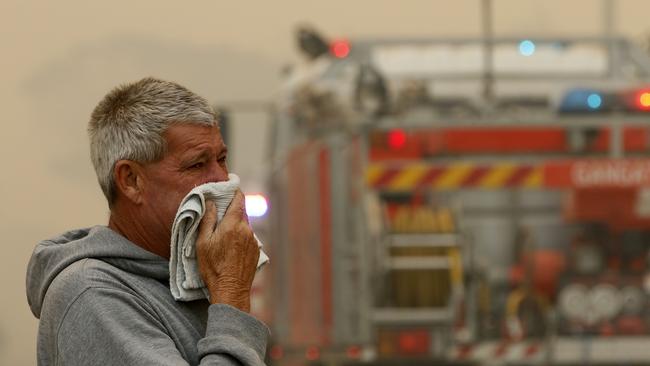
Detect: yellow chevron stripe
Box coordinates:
(366, 164, 384, 186)
(367, 163, 544, 189)
(480, 164, 516, 188)
(523, 166, 543, 188)
(434, 163, 474, 189)
(389, 164, 428, 190)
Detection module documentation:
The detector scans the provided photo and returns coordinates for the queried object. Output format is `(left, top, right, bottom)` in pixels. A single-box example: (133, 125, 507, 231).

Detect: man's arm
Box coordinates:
(56, 286, 268, 365)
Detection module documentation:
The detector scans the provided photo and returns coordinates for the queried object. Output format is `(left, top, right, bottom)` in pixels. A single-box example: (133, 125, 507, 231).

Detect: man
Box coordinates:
(26, 77, 268, 365)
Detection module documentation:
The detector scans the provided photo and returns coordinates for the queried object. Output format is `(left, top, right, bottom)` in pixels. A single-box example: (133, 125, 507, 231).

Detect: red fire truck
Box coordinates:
(259, 30, 650, 365)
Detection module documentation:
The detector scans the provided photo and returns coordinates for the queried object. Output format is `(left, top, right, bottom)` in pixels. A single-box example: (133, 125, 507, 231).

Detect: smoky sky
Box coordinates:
(20, 34, 281, 186)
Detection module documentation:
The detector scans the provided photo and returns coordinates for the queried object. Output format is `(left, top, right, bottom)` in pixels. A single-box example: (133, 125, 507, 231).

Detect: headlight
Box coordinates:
(589, 284, 622, 322)
(621, 286, 646, 315)
(559, 283, 589, 322)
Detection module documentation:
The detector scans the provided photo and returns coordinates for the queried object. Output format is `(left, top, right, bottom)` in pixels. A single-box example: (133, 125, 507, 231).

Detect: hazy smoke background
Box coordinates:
(2, 1, 650, 364)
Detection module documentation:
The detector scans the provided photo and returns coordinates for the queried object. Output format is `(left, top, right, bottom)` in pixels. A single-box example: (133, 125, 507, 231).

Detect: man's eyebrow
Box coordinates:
(181, 146, 227, 163)
(181, 149, 210, 164)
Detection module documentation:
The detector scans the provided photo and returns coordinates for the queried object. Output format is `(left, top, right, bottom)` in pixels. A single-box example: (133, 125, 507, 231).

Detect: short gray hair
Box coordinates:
(88, 77, 218, 205)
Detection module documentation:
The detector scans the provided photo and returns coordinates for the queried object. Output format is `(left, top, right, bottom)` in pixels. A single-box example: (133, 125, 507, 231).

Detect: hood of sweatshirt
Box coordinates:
(26, 226, 169, 318)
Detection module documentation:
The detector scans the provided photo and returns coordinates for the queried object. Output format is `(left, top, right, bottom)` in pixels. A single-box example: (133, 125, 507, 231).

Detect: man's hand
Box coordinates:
(197, 190, 260, 312)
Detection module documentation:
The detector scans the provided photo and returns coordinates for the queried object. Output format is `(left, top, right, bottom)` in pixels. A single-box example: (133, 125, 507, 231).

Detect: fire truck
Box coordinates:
(258, 29, 650, 365)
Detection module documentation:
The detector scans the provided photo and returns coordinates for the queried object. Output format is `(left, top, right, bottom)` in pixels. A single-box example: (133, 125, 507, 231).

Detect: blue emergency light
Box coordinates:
(587, 93, 603, 109)
(519, 40, 536, 56)
(558, 88, 609, 113)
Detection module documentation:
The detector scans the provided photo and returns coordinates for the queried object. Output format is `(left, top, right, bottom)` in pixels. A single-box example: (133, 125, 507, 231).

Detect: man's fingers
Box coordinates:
(198, 198, 218, 241)
(222, 190, 247, 224)
(236, 190, 251, 225)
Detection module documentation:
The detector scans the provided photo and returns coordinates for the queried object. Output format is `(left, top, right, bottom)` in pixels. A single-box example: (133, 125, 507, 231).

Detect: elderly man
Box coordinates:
(26, 78, 268, 365)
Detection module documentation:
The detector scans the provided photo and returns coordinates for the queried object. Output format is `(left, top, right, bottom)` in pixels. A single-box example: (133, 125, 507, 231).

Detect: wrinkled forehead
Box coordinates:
(162, 123, 225, 153)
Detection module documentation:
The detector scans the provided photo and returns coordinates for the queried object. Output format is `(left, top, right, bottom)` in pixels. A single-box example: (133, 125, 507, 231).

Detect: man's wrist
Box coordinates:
(206, 277, 251, 312)
(209, 291, 251, 312)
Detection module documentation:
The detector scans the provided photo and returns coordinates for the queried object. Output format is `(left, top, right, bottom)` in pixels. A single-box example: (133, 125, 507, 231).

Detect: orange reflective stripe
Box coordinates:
(366, 163, 384, 186)
(480, 163, 516, 188)
(522, 167, 543, 188)
(434, 163, 474, 189)
(390, 164, 429, 190)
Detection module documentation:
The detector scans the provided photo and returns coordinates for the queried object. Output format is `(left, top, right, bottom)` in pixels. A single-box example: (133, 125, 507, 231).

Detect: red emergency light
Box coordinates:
(330, 39, 351, 58)
(634, 90, 650, 111)
(387, 129, 407, 150)
(621, 88, 650, 112)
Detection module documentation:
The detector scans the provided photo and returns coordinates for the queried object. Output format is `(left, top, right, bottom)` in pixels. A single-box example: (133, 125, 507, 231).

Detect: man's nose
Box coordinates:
(206, 161, 228, 183)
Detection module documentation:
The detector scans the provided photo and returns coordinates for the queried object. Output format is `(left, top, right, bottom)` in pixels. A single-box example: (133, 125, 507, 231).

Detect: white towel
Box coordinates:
(169, 174, 270, 301)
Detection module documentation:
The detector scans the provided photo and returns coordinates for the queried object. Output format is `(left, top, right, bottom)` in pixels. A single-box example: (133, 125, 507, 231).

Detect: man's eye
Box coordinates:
(218, 157, 227, 164)
(189, 162, 205, 169)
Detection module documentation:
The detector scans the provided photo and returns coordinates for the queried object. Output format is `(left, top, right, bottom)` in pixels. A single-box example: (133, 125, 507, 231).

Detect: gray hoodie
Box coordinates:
(26, 226, 269, 365)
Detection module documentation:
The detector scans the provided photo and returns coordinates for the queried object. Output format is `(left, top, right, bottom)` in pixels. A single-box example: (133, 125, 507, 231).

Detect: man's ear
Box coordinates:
(113, 160, 144, 205)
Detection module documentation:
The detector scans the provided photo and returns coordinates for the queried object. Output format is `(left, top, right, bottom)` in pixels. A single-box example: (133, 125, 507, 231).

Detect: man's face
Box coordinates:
(138, 123, 228, 252)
